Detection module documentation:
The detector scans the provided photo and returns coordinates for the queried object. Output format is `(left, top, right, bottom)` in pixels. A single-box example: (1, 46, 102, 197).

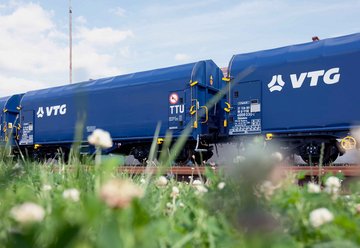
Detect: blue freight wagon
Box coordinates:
(0, 96, 7, 143)
(225, 33, 360, 163)
(0, 94, 23, 145)
(19, 60, 224, 162)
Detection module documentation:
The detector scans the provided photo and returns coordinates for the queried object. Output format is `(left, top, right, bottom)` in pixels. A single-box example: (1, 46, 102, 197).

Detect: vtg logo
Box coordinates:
(268, 67, 340, 92)
(36, 104, 67, 118)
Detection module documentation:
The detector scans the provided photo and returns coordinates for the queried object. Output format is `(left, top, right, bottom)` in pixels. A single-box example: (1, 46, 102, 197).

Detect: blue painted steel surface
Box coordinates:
(0, 97, 7, 110)
(0, 96, 9, 142)
(19, 61, 223, 146)
(0, 95, 24, 143)
(227, 33, 360, 135)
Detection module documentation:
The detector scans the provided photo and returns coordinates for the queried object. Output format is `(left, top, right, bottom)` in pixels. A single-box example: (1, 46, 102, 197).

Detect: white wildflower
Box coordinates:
(156, 176, 168, 187)
(171, 186, 180, 198)
(42, 184, 52, 191)
(324, 176, 341, 194)
(10, 202, 45, 224)
(192, 179, 202, 185)
(63, 188, 80, 202)
(217, 182, 226, 190)
(259, 181, 276, 199)
(87, 129, 113, 149)
(139, 178, 146, 184)
(195, 185, 208, 195)
(307, 182, 321, 193)
(309, 208, 334, 228)
(271, 152, 283, 162)
(100, 179, 144, 208)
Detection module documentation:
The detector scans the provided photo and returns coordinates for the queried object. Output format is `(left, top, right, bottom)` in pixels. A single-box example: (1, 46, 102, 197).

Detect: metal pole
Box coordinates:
(69, 0, 72, 84)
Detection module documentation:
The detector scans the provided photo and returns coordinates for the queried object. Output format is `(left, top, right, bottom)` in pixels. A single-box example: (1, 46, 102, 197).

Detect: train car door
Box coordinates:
(0, 111, 4, 142)
(19, 110, 34, 145)
(168, 91, 186, 131)
(229, 81, 262, 135)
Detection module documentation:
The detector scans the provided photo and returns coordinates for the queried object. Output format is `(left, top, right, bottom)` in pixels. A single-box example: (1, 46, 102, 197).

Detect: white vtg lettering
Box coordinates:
(290, 67, 340, 88)
(37, 104, 67, 118)
(46, 104, 67, 116)
(170, 104, 184, 114)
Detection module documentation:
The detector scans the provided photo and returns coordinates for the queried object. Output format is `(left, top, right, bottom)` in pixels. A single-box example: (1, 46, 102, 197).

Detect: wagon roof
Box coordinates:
(24, 60, 215, 98)
(228, 32, 360, 77)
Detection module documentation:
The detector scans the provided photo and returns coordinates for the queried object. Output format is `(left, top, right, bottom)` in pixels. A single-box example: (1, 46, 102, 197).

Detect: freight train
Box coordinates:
(1, 32, 360, 164)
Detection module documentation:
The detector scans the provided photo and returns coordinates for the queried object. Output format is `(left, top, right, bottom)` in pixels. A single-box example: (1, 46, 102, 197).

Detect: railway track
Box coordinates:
(281, 165, 360, 177)
(117, 164, 360, 177)
(118, 166, 216, 176)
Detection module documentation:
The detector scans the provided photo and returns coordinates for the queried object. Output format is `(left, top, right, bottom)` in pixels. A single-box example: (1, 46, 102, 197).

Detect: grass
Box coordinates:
(1, 122, 360, 247)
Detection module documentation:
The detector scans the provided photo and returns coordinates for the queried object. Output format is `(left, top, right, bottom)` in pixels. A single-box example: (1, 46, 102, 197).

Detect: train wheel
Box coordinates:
(191, 149, 214, 165)
(175, 148, 192, 165)
(132, 147, 149, 164)
(300, 142, 339, 165)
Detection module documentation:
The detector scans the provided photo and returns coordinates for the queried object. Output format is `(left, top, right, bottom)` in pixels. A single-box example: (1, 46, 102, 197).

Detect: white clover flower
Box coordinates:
(10, 202, 45, 224)
(100, 179, 144, 208)
(324, 176, 341, 194)
(63, 188, 80, 202)
(139, 178, 146, 184)
(194, 185, 208, 195)
(271, 152, 283, 162)
(217, 182, 226, 190)
(42, 184, 52, 191)
(259, 181, 276, 199)
(307, 182, 321, 193)
(309, 208, 334, 228)
(192, 179, 202, 186)
(156, 176, 168, 187)
(87, 129, 113, 149)
(171, 186, 180, 198)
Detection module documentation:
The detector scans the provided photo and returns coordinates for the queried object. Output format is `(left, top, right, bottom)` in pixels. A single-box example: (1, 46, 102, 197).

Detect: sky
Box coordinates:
(0, 0, 359, 97)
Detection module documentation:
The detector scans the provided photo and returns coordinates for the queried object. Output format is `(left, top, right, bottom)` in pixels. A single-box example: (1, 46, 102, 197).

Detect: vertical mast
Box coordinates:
(69, 0, 72, 84)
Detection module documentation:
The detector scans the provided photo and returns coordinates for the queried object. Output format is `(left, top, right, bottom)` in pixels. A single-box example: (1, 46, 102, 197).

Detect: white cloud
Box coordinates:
(0, 75, 46, 96)
(174, 53, 191, 62)
(0, 2, 134, 97)
(76, 16, 87, 25)
(0, 3, 53, 35)
(110, 7, 126, 17)
(76, 27, 134, 47)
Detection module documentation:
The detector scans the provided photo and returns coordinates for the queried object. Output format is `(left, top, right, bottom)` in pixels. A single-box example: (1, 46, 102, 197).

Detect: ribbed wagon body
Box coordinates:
(225, 33, 360, 163)
(19, 61, 223, 161)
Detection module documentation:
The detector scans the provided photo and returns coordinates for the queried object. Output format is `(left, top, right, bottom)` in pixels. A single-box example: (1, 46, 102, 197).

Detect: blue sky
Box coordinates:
(0, 0, 359, 96)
